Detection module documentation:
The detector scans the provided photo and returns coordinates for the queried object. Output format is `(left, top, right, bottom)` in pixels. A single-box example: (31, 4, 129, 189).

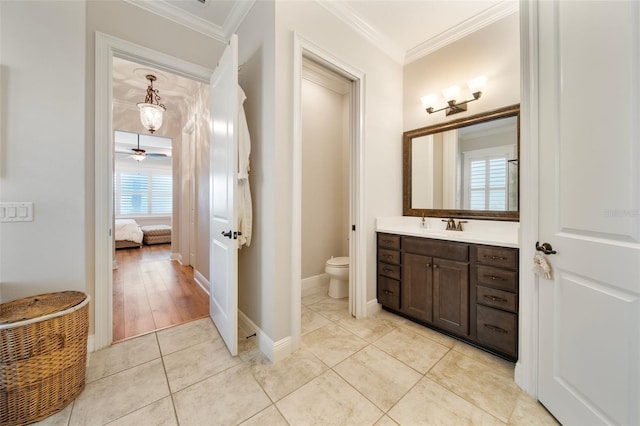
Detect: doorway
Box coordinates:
(292, 35, 366, 352)
(94, 32, 214, 350)
(110, 58, 209, 342)
(300, 58, 353, 321)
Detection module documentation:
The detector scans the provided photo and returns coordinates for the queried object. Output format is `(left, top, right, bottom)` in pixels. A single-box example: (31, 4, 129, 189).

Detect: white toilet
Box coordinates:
(325, 256, 349, 299)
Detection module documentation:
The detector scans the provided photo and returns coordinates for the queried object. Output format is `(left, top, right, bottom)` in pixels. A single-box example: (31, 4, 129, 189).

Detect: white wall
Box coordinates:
(301, 78, 349, 279)
(236, 0, 277, 338)
(0, 1, 87, 303)
(403, 12, 520, 131)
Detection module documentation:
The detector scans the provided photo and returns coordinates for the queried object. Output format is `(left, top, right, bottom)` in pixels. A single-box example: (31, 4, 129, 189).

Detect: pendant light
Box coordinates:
(137, 74, 166, 134)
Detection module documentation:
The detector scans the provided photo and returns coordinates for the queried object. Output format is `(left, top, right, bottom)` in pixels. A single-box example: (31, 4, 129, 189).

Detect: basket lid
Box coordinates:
(0, 291, 87, 325)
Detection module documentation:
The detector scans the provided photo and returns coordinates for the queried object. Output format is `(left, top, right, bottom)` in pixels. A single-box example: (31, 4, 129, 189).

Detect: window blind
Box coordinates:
(115, 169, 172, 216)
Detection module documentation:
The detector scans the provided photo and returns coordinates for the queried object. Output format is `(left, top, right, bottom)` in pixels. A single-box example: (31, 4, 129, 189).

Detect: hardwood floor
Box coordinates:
(113, 244, 209, 343)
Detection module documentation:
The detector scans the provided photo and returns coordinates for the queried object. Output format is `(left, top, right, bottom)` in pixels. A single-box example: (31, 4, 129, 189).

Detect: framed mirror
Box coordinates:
(403, 104, 519, 221)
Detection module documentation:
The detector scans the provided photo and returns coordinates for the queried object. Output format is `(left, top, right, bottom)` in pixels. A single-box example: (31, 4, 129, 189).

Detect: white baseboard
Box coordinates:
(171, 252, 182, 263)
(302, 273, 329, 292)
(194, 270, 209, 295)
(367, 298, 382, 316)
(87, 334, 95, 353)
(239, 310, 293, 363)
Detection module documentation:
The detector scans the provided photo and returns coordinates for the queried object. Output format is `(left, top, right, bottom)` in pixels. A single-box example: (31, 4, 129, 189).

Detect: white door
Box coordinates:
(209, 35, 239, 356)
(537, 1, 640, 424)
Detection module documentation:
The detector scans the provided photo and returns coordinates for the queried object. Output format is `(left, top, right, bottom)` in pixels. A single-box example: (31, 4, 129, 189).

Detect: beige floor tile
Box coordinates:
(33, 403, 73, 426)
(373, 309, 409, 327)
(106, 396, 177, 426)
(86, 333, 160, 383)
(388, 377, 504, 426)
(173, 365, 271, 426)
(336, 313, 399, 343)
(508, 393, 560, 425)
(163, 337, 242, 392)
(307, 297, 350, 321)
(302, 305, 331, 334)
(276, 370, 383, 426)
(375, 415, 400, 426)
(250, 348, 328, 402)
(302, 323, 368, 367)
(334, 345, 422, 411)
(156, 317, 218, 356)
(374, 327, 449, 374)
(427, 350, 520, 422)
(399, 319, 458, 348)
(302, 285, 330, 306)
(240, 405, 288, 426)
(452, 340, 515, 369)
(69, 359, 169, 426)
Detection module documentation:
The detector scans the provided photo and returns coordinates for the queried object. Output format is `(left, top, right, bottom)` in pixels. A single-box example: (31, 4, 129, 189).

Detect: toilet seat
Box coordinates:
(326, 256, 349, 268)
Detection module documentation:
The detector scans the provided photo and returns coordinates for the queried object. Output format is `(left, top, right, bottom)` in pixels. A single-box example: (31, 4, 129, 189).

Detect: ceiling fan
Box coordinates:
(115, 134, 169, 162)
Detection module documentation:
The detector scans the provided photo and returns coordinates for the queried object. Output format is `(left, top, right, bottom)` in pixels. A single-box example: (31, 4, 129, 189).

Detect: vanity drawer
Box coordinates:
(378, 262, 401, 280)
(476, 305, 517, 357)
(378, 233, 401, 250)
(476, 265, 518, 292)
(378, 276, 400, 310)
(379, 248, 401, 265)
(403, 237, 469, 262)
(477, 286, 518, 313)
(476, 246, 518, 270)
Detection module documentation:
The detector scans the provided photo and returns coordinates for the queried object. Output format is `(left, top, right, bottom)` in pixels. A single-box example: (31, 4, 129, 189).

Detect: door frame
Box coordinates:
(516, 1, 540, 398)
(291, 33, 366, 350)
(94, 32, 212, 350)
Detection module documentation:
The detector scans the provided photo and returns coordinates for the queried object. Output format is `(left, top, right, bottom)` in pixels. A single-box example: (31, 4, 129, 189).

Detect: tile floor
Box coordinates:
(37, 284, 559, 426)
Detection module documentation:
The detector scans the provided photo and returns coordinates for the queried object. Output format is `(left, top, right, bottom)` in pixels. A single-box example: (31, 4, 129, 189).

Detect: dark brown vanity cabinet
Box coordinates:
(402, 237, 469, 335)
(377, 232, 519, 361)
(472, 245, 519, 359)
(377, 234, 401, 310)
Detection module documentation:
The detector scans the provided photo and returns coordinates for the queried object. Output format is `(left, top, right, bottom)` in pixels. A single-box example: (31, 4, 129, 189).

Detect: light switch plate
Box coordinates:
(0, 202, 33, 222)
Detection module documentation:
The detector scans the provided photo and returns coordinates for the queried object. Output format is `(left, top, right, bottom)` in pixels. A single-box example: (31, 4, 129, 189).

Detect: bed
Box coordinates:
(115, 218, 144, 249)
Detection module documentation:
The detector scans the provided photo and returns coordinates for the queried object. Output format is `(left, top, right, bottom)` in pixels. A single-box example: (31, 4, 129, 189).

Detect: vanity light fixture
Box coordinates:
(421, 76, 487, 116)
(137, 74, 166, 134)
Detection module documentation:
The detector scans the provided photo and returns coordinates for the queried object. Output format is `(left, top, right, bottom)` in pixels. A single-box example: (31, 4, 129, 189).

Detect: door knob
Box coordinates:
(535, 241, 557, 255)
(221, 230, 232, 239)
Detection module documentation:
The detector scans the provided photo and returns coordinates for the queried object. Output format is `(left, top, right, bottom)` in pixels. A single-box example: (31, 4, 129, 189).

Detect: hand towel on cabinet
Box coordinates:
(238, 85, 252, 247)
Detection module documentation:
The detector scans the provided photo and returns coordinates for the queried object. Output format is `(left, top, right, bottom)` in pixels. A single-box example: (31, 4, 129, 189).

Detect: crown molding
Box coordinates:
(124, 0, 226, 42)
(405, 0, 519, 64)
(316, 0, 405, 65)
(223, 0, 256, 39)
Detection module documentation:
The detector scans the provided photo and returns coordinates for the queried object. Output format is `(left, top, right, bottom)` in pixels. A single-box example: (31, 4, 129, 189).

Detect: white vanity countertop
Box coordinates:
(376, 216, 519, 248)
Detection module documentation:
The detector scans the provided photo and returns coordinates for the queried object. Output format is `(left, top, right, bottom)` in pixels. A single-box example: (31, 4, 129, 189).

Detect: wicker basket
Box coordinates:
(0, 291, 89, 426)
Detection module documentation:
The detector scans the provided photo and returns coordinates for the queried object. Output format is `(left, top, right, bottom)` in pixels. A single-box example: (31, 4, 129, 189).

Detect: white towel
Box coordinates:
(533, 252, 552, 279)
(237, 85, 252, 247)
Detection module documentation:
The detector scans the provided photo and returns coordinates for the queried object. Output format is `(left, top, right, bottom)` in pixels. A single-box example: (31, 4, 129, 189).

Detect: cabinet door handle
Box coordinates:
(384, 254, 394, 259)
(383, 239, 393, 244)
(484, 275, 505, 281)
(425, 263, 431, 268)
(383, 290, 394, 296)
(433, 264, 439, 269)
(483, 295, 507, 303)
(383, 268, 394, 273)
(484, 324, 508, 334)
(484, 255, 507, 261)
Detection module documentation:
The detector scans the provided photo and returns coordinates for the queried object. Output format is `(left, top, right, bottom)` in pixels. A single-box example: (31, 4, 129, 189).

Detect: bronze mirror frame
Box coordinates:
(403, 104, 520, 221)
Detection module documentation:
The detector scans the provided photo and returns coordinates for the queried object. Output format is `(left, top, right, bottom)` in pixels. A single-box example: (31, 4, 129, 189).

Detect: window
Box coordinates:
(115, 168, 172, 216)
(463, 146, 514, 210)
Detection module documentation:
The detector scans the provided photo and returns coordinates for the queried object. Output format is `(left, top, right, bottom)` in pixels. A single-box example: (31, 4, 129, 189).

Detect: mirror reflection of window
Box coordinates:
(462, 146, 514, 210)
